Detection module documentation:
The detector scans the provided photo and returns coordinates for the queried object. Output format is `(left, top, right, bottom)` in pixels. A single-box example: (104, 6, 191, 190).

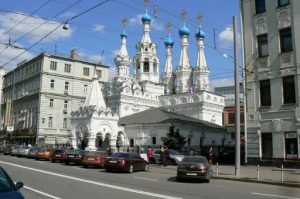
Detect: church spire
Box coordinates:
(175, 11, 192, 93)
(162, 22, 174, 94)
(114, 17, 131, 78)
(83, 69, 106, 109)
(141, 0, 152, 44)
(194, 15, 210, 91)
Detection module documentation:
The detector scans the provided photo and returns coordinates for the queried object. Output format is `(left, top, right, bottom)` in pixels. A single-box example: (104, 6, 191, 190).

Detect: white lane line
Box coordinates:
(73, 167, 87, 170)
(0, 161, 181, 199)
(251, 192, 300, 199)
(134, 176, 158, 182)
(23, 185, 62, 199)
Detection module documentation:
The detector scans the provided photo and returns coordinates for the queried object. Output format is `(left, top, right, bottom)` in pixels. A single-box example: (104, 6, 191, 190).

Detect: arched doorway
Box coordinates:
(116, 131, 125, 152)
(95, 133, 104, 150)
(76, 131, 88, 150)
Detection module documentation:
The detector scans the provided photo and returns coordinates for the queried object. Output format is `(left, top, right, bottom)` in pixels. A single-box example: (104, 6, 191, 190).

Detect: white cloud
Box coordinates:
(0, 12, 72, 43)
(210, 78, 234, 92)
(93, 24, 105, 32)
(77, 50, 105, 64)
(108, 66, 117, 82)
(218, 27, 241, 49)
(129, 14, 163, 31)
(111, 49, 119, 58)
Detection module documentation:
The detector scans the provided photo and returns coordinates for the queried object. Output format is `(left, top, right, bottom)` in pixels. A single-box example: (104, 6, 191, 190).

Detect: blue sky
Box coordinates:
(0, 0, 241, 89)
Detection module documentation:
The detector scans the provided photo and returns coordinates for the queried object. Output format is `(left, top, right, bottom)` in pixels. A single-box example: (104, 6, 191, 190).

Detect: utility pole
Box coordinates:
(233, 16, 240, 176)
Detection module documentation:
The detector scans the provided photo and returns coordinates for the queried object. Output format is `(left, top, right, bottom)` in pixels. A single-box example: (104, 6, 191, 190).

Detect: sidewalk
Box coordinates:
(151, 164, 300, 188)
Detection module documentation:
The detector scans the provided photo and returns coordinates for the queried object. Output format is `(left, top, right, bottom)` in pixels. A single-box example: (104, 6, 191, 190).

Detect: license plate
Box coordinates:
(55, 155, 61, 157)
(109, 160, 117, 163)
(88, 158, 94, 160)
(186, 173, 197, 176)
(68, 155, 75, 158)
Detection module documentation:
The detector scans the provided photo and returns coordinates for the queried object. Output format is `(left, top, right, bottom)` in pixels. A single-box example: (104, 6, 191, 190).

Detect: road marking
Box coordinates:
(134, 176, 158, 181)
(23, 185, 62, 199)
(0, 161, 181, 199)
(251, 192, 300, 199)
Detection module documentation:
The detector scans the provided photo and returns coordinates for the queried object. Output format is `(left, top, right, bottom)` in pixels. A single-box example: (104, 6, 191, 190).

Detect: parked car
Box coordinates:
(64, 149, 86, 165)
(35, 147, 54, 160)
(0, 166, 24, 199)
(218, 147, 235, 164)
(0, 144, 12, 155)
(50, 149, 65, 163)
(81, 151, 108, 168)
(0, 145, 6, 154)
(11, 145, 21, 156)
(17, 146, 31, 157)
(153, 149, 185, 165)
(27, 146, 39, 159)
(176, 156, 211, 182)
(104, 152, 149, 173)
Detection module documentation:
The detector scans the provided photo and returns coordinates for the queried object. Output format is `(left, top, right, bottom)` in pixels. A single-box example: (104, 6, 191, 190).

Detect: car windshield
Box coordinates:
(0, 169, 14, 192)
(67, 150, 83, 154)
(169, 150, 181, 155)
(111, 153, 130, 158)
(182, 156, 208, 163)
(87, 151, 107, 156)
(54, 149, 64, 153)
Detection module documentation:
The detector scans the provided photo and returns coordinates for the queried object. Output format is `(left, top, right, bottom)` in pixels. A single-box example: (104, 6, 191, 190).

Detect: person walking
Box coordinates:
(159, 147, 165, 166)
(147, 147, 154, 164)
(164, 147, 170, 166)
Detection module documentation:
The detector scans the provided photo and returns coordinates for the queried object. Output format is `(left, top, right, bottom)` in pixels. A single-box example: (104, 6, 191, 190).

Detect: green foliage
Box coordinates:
(163, 125, 186, 150)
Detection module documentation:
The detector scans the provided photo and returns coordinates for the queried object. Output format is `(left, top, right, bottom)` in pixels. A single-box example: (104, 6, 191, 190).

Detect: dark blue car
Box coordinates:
(0, 166, 24, 199)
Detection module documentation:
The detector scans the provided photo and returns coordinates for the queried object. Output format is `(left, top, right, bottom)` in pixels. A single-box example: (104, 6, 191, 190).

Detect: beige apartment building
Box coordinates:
(0, 50, 109, 146)
(241, 0, 300, 166)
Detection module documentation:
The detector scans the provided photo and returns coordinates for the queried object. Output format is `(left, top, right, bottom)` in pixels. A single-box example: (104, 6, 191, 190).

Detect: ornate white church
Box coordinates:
(70, 8, 226, 151)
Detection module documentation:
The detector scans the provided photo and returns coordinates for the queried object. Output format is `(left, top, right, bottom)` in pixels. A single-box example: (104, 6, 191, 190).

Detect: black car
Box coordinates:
(64, 149, 86, 165)
(0, 166, 24, 198)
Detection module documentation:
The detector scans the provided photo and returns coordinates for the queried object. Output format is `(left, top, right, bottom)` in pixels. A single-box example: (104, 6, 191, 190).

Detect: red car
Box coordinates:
(104, 152, 149, 173)
(50, 149, 65, 163)
(35, 147, 54, 160)
(81, 151, 108, 168)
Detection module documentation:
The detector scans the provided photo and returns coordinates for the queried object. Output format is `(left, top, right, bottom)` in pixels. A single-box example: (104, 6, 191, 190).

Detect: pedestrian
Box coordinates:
(70, 145, 74, 150)
(159, 147, 165, 166)
(164, 147, 170, 166)
(208, 146, 213, 164)
(147, 146, 154, 164)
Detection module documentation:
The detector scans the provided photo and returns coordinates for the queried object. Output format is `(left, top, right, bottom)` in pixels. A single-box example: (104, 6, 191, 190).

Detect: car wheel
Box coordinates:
(83, 165, 88, 168)
(144, 164, 149, 171)
(204, 179, 210, 183)
(65, 162, 69, 165)
(106, 168, 112, 172)
(176, 177, 182, 182)
(51, 159, 55, 163)
(128, 164, 133, 173)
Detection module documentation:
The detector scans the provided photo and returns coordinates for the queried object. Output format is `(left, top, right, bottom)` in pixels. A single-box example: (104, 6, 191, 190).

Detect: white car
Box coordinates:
(153, 149, 185, 165)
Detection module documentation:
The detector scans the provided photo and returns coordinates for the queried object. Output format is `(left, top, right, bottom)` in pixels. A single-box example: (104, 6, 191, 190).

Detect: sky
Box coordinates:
(0, 0, 241, 90)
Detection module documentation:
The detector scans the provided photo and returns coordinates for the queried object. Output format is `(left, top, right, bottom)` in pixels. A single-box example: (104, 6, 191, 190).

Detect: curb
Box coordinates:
(213, 176, 300, 188)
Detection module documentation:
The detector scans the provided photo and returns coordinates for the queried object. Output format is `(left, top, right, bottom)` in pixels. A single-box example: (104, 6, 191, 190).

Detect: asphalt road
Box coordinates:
(0, 154, 300, 199)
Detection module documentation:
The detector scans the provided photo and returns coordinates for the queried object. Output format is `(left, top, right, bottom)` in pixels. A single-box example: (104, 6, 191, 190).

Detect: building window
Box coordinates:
(64, 64, 71, 73)
(84, 85, 88, 93)
(228, 113, 235, 124)
(153, 61, 157, 74)
(280, 28, 292, 53)
(50, 61, 57, 71)
(278, 0, 289, 7)
(152, 137, 156, 145)
(96, 70, 102, 78)
(283, 75, 295, 104)
(144, 59, 149, 72)
(83, 67, 90, 76)
(50, 80, 55, 88)
(49, 99, 54, 107)
(65, 82, 69, 91)
(257, 34, 268, 57)
(63, 118, 68, 129)
(285, 132, 298, 160)
(255, 0, 266, 13)
(260, 79, 271, 106)
(64, 100, 68, 109)
(262, 133, 273, 160)
(48, 117, 53, 127)
(130, 139, 134, 147)
(187, 138, 191, 146)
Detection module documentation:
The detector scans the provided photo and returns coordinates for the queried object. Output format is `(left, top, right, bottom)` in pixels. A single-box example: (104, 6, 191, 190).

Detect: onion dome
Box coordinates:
(195, 29, 206, 39)
(120, 31, 128, 38)
(141, 12, 152, 23)
(178, 25, 190, 37)
(164, 35, 174, 47)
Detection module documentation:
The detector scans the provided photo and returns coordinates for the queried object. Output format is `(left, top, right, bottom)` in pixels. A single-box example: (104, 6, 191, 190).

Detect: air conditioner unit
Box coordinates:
(64, 90, 68, 95)
(63, 109, 67, 114)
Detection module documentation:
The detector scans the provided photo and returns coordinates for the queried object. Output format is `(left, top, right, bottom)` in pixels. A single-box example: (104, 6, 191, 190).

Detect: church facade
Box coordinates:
(70, 9, 226, 151)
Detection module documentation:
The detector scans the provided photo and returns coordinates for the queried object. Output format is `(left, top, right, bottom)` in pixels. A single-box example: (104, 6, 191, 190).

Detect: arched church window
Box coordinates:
(144, 59, 149, 72)
(153, 60, 157, 74)
(145, 47, 148, 52)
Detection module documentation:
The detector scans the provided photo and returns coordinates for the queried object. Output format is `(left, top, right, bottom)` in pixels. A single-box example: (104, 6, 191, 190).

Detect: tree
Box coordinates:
(163, 125, 186, 151)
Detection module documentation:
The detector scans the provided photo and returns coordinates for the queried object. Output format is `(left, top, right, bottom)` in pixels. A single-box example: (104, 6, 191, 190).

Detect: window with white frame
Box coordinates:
(65, 82, 69, 91)
(50, 99, 54, 107)
(257, 34, 268, 57)
(64, 100, 68, 109)
(84, 85, 88, 93)
(48, 117, 53, 127)
(83, 67, 90, 76)
(278, 0, 289, 7)
(96, 70, 102, 78)
(50, 79, 55, 88)
(50, 61, 57, 70)
(63, 118, 68, 128)
(280, 27, 292, 53)
(64, 64, 71, 73)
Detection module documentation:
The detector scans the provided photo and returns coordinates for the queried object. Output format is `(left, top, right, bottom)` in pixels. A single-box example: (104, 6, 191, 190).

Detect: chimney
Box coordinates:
(70, 48, 77, 59)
